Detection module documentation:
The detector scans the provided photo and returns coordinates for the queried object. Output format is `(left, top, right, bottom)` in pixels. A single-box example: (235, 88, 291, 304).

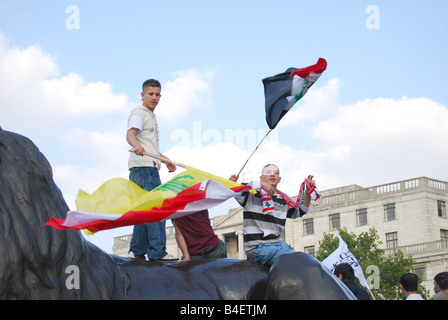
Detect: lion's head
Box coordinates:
(0, 129, 128, 299)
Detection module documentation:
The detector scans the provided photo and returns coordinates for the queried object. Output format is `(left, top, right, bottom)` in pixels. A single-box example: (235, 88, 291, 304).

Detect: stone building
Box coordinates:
(113, 176, 448, 291)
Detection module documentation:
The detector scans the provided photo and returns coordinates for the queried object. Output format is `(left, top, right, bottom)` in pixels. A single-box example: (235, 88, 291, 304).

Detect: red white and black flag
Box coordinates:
(263, 57, 327, 129)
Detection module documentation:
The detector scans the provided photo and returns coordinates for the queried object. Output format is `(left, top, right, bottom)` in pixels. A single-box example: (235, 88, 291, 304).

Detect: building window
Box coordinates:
(356, 208, 368, 226)
(384, 203, 396, 221)
(304, 245, 315, 257)
(438, 200, 446, 218)
(441, 229, 448, 241)
(224, 233, 239, 259)
(303, 218, 314, 235)
(414, 267, 427, 281)
(386, 232, 398, 249)
(329, 213, 340, 230)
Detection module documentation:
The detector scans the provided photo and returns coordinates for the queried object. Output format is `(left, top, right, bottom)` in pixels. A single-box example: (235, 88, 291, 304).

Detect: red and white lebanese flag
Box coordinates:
(46, 167, 253, 234)
(260, 189, 276, 213)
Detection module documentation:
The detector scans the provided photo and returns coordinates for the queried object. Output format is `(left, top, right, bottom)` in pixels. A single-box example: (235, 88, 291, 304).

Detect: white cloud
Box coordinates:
(0, 34, 131, 208)
(41, 73, 129, 116)
(62, 128, 129, 165)
(156, 69, 214, 126)
(314, 96, 448, 144)
(0, 33, 131, 137)
(0, 36, 58, 84)
(278, 78, 342, 128)
(310, 95, 448, 187)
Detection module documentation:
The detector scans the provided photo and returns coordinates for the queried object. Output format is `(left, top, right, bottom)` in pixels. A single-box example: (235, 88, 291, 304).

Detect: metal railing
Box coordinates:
(385, 240, 448, 257)
(318, 177, 447, 207)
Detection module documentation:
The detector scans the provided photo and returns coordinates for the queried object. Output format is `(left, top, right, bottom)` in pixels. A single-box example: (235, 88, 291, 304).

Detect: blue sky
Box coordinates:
(1, 0, 447, 252)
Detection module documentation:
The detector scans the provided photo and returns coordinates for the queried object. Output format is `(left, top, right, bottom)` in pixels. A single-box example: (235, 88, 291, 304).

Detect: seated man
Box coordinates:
(230, 164, 316, 266)
(172, 210, 227, 261)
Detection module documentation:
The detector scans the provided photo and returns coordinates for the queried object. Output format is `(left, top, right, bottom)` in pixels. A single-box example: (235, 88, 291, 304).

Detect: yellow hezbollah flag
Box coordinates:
(46, 166, 254, 234)
(76, 166, 253, 214)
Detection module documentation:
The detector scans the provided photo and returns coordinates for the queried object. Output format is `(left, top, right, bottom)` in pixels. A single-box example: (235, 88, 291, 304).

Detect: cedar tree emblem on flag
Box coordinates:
(263, 57, 327, 129)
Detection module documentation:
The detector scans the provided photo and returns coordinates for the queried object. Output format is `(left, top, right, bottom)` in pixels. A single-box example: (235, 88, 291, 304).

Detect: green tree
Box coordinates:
(316, 227, 430, 300)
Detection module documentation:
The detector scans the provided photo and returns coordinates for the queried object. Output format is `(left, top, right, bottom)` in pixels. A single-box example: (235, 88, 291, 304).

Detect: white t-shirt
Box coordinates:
(406, 293, 424, 300)
(128, 114, 143, 134)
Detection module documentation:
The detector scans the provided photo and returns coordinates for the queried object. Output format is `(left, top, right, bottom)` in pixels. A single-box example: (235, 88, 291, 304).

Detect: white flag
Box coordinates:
(322, 233, 368, 287)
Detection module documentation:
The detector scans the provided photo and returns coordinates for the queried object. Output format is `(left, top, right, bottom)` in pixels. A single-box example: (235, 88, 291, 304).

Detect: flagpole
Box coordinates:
(236, 129, 272, 178)
(130, 150, 258, 194)
(128, 150, 188, 169)
(365, 283, 376, 300)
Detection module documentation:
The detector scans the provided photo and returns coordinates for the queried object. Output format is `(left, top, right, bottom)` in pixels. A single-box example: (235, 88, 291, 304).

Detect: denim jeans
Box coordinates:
(246, 241, 295, 266)
(190, 240, 227, 260)
(129, 167, 168, 260)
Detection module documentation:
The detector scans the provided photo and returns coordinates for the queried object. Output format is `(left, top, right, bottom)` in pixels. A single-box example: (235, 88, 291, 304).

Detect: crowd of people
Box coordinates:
(124, 78, 447, 300)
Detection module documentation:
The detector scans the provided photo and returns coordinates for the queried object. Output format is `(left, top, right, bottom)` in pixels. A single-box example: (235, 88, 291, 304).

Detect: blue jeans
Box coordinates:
(246, 241, 295, 266)
(189, 240, 227, 260)
(129, 167, 168, 260)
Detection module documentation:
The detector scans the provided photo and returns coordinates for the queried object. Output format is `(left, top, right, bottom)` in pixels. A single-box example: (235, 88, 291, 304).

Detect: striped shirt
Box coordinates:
(235, 181, 309, 252)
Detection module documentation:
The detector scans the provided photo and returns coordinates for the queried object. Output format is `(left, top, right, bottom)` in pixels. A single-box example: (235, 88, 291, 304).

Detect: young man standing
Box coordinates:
(229, 164, 315, 266)
(126, 79, 178, 261)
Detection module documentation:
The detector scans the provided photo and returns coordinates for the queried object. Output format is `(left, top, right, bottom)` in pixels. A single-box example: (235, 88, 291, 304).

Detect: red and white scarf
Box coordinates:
(260, 178, 321, 212)
(297, 178, 322, 206)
